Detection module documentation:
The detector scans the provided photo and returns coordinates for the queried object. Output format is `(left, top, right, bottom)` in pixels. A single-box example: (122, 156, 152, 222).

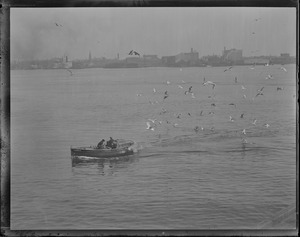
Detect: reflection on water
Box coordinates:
(71, 155, 139, 176)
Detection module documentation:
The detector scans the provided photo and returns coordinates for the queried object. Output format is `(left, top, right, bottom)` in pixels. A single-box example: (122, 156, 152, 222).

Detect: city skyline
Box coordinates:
(11, 7, 296, 61)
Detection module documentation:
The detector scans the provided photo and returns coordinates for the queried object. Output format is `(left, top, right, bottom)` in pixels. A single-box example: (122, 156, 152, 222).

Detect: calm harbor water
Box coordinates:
(11, 65, 296, 229)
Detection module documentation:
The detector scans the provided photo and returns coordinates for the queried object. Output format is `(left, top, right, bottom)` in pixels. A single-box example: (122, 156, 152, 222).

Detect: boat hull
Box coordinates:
(70, 139, 135, 160)
(71, 147, 134, 158)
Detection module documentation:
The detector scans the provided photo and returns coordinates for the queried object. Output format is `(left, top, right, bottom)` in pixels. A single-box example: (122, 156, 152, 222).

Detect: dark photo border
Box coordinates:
(1, 0, 298, 236)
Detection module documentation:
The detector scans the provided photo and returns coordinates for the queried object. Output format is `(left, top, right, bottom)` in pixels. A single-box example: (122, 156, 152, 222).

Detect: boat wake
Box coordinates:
(128, 141, 143, 153)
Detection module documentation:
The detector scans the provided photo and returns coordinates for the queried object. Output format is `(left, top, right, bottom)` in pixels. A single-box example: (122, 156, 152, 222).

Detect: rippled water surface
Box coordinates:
(11, 65, 297, 229)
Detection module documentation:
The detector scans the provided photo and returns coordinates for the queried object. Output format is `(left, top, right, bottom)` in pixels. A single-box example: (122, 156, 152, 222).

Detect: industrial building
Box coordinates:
(222, 47, 243, 64)
(143, 55, 161, 67)
(244, 57, 269, 65)
(175, 48, 199, 66)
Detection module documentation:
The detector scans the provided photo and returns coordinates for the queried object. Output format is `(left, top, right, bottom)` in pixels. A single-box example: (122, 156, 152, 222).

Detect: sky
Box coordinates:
(10, 7, 297, 61)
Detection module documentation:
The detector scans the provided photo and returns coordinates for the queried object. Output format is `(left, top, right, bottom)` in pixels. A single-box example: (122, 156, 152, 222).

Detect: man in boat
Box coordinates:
(96, 139, 105, 149)
(106, 137, 114, 149)
(111, 139, 118, 149)
(106, 137, 118, 149)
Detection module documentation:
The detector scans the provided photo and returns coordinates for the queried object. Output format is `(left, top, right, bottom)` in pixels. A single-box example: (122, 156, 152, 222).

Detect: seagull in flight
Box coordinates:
(243, 94, 247, 99)
(178, 85, 183, 89)
(184, 86, 193, 95)
(257, 87, 264, 93)
(129, 50, 140, 56)
(264, 123, 270, 128)
(229, 103, 236, 108)
(55, 22, 63, 27)
(229, 116, 235, 122)
(241, 85, 247, 90)
(252, 119, 257, 125)
(279, 66, 287, 72)
(265, 74, 274, 80)
(66, 68, 73, 76)
(202, 81, 216, 89)
(188, 86, 193, 93)
(176, 113, 182, 119)
(166, 81, 171, 85)
(153, 88, 156, 93)
(224, 66, 233, 72)
(163, 91, 169, 100)
(146, 122, 155, 131)
(254, 87, 264, 97)
(255, 91, 264, 98)
(242, 129, 246, 135)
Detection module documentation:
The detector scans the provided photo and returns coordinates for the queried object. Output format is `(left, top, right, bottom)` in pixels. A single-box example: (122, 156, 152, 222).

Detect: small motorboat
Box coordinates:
(71, 139, 135, 161)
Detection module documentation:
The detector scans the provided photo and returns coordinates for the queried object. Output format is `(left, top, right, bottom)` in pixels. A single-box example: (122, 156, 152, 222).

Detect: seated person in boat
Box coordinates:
(106, 137, 118, 149)
(111, 139, 118, 149)
(96, 139, 105, 149)
(106, 137, 114, 149)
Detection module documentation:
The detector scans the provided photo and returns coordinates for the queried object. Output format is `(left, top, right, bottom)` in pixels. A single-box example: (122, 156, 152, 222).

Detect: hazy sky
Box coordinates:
(11, 7, 296, 61)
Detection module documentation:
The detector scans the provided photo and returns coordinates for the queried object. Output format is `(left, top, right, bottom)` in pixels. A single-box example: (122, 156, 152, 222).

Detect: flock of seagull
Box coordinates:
(53, 18, 293, 147)
(137, 64, 289, 145)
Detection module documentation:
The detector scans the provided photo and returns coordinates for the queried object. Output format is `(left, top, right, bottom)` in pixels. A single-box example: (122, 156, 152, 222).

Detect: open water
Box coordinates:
(11, 65, 297, 229)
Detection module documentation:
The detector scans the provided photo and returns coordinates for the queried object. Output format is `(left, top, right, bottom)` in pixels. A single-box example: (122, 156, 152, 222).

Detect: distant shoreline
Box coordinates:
(10, 62, 296, 71)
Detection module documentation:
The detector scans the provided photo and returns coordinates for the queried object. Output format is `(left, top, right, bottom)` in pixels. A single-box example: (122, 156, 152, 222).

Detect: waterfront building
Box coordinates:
(125, 57, 144, 67)
(201, 55, 226, 66)
(269, 53, 296, 65)
(161, 56, 176, 66)
(175, 48, 199, 66)
(222, 47, 243, 64)
(244, 57, 270, 65)
(143, 55, 161, 67)
(62, 55, 72, 68)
